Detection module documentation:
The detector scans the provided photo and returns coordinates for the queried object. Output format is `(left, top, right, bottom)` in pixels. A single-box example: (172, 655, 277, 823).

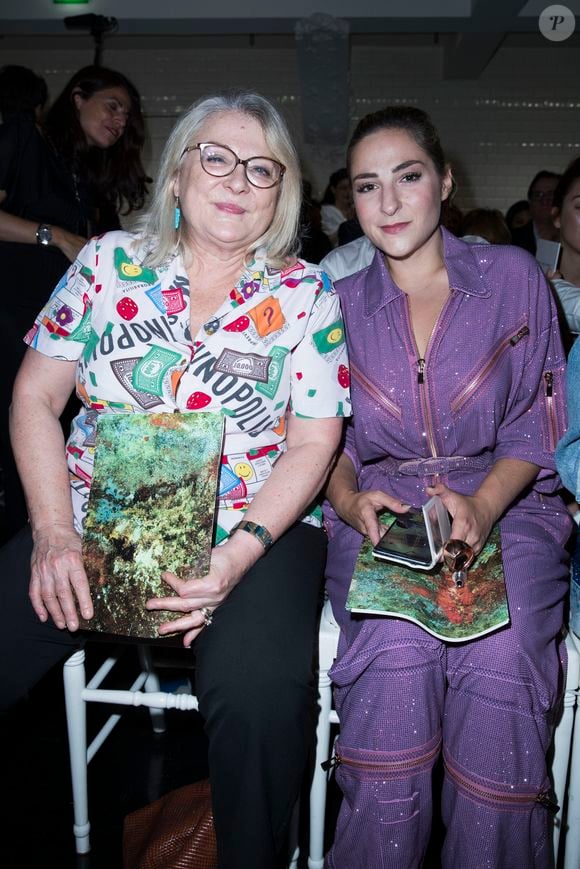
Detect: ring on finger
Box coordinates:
(200, 606, 213, 627)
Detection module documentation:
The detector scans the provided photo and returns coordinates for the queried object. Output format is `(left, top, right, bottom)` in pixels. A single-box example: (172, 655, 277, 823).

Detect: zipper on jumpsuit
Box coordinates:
(403, 293, 452, 473)
(350, 362, 403, 421)
(443, 752, 559, 814)
(322, 738, 442, 774)
(450, 323, 529, 414)
(543, 370, 558, 451)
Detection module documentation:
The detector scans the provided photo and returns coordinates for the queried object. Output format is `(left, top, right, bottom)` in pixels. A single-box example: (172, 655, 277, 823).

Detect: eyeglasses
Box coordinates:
(181, 142, 285, 189)
(529, 190, 555, 203)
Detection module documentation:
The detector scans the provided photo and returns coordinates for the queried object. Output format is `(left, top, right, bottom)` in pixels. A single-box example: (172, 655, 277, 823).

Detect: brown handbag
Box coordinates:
(123, 778, 217, 869)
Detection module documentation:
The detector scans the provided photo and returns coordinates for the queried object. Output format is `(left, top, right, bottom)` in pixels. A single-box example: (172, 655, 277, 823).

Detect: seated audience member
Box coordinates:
(512, 170, 560, 254)
(299, 179, 332, 263)
(461, 207, 511, 245)
(323, 104, 571, 869)
(0, 90, 349, 869)
(505, 199, 531, 234)
(0, 65, 47, 124)
(549, 157, 580, 337)
(321, 168, 354, 246)
(556, 335, 580, 638)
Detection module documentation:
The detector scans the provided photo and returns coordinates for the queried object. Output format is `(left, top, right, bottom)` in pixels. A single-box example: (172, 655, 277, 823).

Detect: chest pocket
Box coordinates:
(450, 323, 529, 416)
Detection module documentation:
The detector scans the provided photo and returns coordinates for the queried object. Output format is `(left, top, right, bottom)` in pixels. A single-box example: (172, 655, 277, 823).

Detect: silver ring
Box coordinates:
(200, 606, 213, 627)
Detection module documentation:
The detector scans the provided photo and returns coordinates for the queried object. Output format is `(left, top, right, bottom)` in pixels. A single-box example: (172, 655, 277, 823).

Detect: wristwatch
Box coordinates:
(36, 224, 53, 246)
(231, 520, 274, 552)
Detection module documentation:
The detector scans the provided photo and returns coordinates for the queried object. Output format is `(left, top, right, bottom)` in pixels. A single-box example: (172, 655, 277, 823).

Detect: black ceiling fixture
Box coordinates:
(64, 14, 118, 66)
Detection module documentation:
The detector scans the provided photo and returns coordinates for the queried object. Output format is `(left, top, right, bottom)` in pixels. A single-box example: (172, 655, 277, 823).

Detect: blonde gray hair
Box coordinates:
(138, 91, 302, 269)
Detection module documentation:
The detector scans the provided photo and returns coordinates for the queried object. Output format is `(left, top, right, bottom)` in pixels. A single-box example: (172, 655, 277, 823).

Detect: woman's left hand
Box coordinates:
(426, 482, 496, 555)
(145, 541, 249, 647)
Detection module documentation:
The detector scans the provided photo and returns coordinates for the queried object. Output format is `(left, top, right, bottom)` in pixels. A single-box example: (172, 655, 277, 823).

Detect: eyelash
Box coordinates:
(355, 171, 423, 195)
(354, 182, 377, 194)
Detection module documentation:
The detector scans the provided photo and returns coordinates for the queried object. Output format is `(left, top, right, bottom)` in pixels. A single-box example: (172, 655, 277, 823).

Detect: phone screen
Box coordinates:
(374, 512, 432, 565)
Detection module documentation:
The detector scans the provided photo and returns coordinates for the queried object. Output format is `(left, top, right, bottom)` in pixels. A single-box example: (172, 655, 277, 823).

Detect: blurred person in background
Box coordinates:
(461, 207, 511, 245)
(0, 64, 48, 125)
(549, 156, 580, 339)
(0, 65, 149, 541)
(511, 170, 560, 254)
(505, 198, 531, 234)
(321, 167, 355, 246)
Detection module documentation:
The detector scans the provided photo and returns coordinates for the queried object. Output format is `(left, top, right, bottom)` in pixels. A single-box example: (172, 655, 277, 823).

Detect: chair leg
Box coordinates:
(63, 649, 91, 855)
(138, 646, 166, 734)
(309, 667, 333, 869)
(563, 631, 580, 869)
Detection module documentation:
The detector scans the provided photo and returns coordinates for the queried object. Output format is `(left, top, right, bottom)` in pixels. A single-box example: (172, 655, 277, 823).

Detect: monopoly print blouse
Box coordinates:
(25, 230, 351, 540)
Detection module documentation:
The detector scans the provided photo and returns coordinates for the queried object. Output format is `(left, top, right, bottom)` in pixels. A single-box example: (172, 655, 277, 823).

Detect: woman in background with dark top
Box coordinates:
(0, 65, 149, 540)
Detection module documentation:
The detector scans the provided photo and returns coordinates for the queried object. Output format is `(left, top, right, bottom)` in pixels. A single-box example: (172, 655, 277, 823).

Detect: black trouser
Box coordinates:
(0, 522, 326, 869)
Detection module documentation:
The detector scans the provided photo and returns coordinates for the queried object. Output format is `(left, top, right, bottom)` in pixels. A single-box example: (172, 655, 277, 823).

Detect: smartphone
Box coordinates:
(372, 495, 451, 570)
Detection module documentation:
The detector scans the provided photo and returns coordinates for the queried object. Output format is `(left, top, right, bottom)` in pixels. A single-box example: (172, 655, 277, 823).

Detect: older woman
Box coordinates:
(0, 91, 349, 868)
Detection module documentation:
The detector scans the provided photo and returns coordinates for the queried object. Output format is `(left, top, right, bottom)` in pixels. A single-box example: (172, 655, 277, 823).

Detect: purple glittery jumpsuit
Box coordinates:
(324, 229, 572, 869)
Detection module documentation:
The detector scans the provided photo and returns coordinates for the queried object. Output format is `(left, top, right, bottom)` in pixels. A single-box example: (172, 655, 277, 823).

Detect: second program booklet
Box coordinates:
(80, 411, 224, 639)
(347, 524, 509, 643)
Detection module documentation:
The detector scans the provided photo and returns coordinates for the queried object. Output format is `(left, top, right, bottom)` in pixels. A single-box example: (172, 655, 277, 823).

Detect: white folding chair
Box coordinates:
(63, 605, 339, 867)
(554, 629, 580, 869)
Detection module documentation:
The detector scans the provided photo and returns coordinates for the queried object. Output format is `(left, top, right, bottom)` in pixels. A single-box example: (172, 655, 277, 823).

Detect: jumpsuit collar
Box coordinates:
(363, 227, 493, 319)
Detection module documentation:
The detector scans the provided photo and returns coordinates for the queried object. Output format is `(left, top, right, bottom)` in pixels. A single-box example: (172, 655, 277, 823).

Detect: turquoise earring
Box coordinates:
(174, 195, 181, 231)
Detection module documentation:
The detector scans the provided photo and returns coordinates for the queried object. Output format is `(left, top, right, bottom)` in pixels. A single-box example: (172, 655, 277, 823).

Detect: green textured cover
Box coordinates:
(81, 411, 224, 638)
(346, 525, 509, 642)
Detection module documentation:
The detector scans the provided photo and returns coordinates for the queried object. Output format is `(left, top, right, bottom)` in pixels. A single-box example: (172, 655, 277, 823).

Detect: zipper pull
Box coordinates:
(535, 790, 559, 815)
(321, 754, 341, 772)
(417, 358, 425, 385)
(544, 371, 553, 397)
(510, 325, 530, 346)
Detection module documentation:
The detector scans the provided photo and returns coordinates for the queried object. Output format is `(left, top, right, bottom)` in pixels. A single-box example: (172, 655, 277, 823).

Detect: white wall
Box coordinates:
(2, 37, 579, 215)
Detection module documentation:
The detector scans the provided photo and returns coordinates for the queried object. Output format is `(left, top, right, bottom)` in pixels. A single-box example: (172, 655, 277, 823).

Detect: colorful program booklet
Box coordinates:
(80, 411, 224, 639)
(347, 524, 509, 643)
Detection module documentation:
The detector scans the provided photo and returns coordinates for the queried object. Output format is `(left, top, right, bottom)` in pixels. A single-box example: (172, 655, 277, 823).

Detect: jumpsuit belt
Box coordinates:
(377, 453, 494, 478)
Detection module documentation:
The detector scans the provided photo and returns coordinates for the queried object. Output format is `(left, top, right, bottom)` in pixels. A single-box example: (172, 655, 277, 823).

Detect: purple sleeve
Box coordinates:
(493, 260, 567, 493)
(343, 419, 363, 478)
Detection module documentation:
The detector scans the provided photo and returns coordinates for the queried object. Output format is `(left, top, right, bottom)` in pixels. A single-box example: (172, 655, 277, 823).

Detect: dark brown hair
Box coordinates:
(43, 65, 150, 214)
(347, 106, 447, 177)
(552, 157, 580, 212)
(461, 208, 511, 245)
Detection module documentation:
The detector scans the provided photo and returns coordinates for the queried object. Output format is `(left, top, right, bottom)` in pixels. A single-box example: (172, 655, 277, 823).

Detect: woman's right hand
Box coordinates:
(334, 488, 410, 545)
(30, 523, 93, 631)
(52, 226, 88, 263)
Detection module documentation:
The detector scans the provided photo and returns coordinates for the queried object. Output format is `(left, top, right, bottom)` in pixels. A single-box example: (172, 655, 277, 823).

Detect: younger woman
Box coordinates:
(324, 106, 571, 869)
